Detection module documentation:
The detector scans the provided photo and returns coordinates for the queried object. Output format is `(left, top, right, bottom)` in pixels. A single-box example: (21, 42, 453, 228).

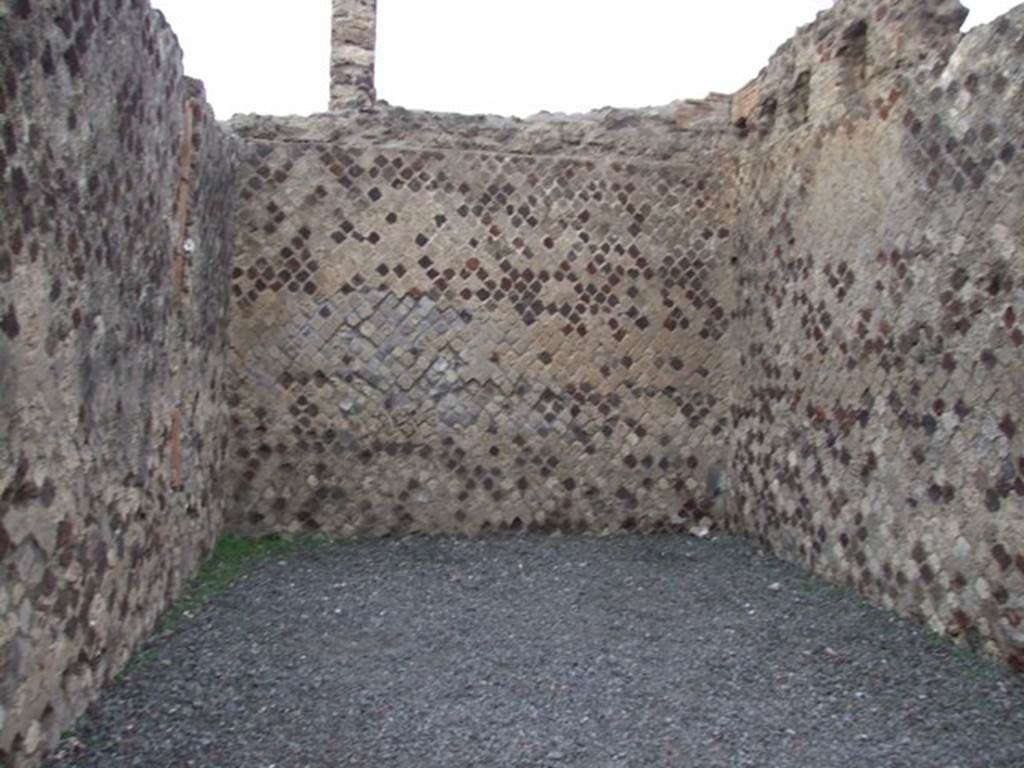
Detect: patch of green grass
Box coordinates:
(922, 626, 994, 673)
(113, 646, 158, 684)
(56, 726, 110, 752)
(818, 583, 851, 603)
(157, 534, 296, 632)
(918, 620, 1023, 684)
(107, 536, 300, 688)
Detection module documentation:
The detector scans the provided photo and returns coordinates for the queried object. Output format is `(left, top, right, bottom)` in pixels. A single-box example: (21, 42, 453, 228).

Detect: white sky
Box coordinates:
(152, 0, 1018, 119)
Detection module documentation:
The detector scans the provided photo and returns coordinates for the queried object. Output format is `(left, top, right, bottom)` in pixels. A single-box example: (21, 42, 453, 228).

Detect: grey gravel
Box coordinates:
(48, 534, 1024, 768)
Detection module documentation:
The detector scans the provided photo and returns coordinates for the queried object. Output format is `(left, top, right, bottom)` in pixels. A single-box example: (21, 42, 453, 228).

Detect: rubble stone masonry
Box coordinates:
(0, 1, 238, 763)
(330, 0, 377, 110)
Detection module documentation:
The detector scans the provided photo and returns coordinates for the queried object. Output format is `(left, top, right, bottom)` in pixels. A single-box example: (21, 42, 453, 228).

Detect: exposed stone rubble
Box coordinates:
(1, 0, 1022, 765)
(228, 98, 731, 160)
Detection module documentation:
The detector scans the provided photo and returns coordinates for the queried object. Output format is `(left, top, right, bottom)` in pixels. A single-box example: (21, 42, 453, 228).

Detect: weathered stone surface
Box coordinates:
(228, 99, 730, 160)
(224, 123, 737, 536)
(330, 0, 377, 110)
(2, 0, 1023, 766)
(726, 0, 1024, 671)
(0, 2, 238, 764)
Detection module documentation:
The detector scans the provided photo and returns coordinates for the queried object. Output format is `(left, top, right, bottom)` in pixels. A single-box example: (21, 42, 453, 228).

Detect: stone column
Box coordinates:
(330, 0, 377, 110)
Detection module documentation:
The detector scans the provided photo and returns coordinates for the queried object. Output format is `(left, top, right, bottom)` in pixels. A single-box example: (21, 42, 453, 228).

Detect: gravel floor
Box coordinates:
(48, 534, 1023, 768)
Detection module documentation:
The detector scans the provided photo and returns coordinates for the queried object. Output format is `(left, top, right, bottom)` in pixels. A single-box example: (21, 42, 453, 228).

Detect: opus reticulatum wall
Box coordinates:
(727, 0, 1024, 669)
(1, 0, 1022, 764)
(223, 107, 738, 537)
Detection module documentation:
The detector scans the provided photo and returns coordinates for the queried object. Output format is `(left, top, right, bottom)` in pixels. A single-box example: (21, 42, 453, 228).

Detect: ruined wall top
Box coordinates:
(227, 97, 732, 161)
(331, 0, 377, 110)
(731, 0, 969, 137)
(325, 0, 973, 126)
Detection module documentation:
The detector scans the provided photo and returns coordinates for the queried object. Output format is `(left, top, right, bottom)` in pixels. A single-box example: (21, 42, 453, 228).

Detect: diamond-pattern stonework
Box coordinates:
(227, 141, 737, 535)
(727, 0, 1024, 669)
(3, 1, 1024, 766)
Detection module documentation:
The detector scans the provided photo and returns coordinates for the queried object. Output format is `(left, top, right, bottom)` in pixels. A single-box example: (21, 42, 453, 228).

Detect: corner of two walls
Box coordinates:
(727, 0, 1024, 668)
(224, 0, 1024, 670)
(0, 2, 238, 762)
(2, 1, 1023, 763)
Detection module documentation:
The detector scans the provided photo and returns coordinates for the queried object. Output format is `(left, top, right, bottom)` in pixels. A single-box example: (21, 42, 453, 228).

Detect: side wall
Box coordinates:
(225, 111, 737, 536)
(728, 0, 1024, 667)
(0, 2, 237, 762)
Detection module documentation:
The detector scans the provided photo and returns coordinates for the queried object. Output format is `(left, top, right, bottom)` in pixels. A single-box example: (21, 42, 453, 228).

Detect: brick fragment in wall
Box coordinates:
(170, 410, 183, 490)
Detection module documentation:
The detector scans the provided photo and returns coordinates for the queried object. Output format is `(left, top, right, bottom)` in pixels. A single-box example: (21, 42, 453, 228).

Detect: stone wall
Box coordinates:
(227, 0, 1024, 670)
(727, 0, 1024, 669)
(223, 106, 737, 536)
(3, 1, 1024, 765)
(0, 1, 237, 763)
